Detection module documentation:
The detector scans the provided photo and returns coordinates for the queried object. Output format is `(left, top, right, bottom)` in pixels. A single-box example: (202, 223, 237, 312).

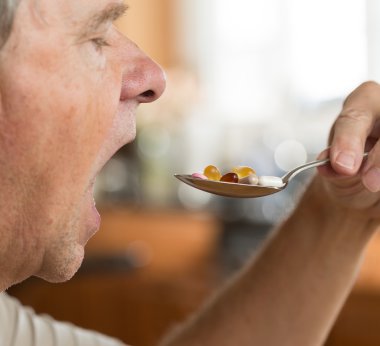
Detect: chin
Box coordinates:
(36, 244, 85, 283)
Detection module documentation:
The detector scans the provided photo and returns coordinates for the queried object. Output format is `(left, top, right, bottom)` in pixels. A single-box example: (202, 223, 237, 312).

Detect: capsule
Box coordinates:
(203, 165, 222, 181)
(232, 166, 256, 179)
(220, 172, 239, 183)
(239, 173, 259, 185)
(258, 176, 284, 188)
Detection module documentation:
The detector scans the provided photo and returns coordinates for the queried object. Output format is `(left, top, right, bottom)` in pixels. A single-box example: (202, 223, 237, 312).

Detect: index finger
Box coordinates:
(329, 81, 380, 176)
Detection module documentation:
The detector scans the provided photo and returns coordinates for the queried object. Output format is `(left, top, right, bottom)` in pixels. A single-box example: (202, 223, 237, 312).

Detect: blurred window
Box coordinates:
(180, 0, 368, 123)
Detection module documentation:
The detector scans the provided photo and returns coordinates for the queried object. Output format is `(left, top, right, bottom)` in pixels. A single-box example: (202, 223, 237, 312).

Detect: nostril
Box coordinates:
(141, 90, 155, 100)
(120, 61, 166, 103)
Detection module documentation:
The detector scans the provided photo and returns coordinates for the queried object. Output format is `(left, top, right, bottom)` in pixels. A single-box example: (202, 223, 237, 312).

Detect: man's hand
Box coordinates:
(318, 81, 380, 218)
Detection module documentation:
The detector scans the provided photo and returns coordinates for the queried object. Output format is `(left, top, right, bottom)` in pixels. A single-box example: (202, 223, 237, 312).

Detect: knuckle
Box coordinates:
(359, 80, 379, 91)
(343, 81, 380, 107)
(337, 108, 372, 124)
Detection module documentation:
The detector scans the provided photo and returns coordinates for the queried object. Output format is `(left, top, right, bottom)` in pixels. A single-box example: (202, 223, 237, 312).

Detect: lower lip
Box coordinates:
(91, 197, 101, 230)
(83, 183, 101, 244)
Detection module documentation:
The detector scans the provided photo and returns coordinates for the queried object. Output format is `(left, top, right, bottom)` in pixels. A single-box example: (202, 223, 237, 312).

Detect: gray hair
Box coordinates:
(0, 0, 21, 48)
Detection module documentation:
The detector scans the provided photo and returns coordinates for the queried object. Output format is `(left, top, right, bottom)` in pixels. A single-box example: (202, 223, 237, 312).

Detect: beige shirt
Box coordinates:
(0, 292, 127, 346)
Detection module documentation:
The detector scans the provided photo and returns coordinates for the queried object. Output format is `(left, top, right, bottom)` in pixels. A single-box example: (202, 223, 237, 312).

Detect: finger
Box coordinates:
(362, 142, 380, 192)
(317, 148, 338, 177)
(317, 141, 376, 178)
(329, 109, 371, 175)
(329, 81, 380, 176)
(369, 119, 380, 138)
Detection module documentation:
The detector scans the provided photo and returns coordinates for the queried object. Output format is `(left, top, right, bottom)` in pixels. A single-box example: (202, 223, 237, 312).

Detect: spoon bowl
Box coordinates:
(174, 174, 281, 198)
(175, 152, 368, 198)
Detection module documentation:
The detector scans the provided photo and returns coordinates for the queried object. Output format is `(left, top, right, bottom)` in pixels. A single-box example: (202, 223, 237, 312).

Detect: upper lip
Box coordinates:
(92, 101, 138, 185)
(92, 132, 133, 185)
(95, 144, 125, 179)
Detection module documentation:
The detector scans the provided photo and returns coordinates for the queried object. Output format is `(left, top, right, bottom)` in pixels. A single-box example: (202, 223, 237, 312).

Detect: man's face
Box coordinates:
(0, 0, 165, 286)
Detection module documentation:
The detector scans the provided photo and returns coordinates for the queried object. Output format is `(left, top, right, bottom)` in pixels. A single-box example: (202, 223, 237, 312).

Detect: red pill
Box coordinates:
(220, 172, 239, 183)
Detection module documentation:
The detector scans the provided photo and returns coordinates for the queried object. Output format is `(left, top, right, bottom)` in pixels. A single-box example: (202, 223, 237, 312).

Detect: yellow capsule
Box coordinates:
(203, 165, 222, 181)
(231, 166, 256, 179)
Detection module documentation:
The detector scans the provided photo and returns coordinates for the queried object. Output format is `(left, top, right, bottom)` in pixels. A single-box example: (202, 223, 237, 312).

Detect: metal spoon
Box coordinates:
(174, 153, 369, 198)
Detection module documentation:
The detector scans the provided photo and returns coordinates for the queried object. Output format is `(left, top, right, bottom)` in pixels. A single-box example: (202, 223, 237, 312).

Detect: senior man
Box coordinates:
(1, 0, 380, 345)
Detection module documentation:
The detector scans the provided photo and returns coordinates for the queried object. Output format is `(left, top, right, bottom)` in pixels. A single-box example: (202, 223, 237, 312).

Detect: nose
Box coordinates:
(120, 43, 166, 103)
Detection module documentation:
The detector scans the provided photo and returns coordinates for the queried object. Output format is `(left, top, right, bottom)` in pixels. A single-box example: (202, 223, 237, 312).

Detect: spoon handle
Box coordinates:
(281, 152, 369, 184)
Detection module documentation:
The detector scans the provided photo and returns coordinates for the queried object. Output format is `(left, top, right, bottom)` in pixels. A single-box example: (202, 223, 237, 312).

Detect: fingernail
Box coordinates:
(336, 152, 356, 170)
(363, 167, 380, 192)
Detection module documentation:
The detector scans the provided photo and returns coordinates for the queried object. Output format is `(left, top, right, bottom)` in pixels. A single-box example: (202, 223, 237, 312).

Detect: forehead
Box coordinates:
(30, 0, 124, 26)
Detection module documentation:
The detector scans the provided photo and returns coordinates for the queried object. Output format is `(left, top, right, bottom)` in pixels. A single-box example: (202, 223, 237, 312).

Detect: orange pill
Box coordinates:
(232, 166, 256, 179)
(203, 165, 222, 181)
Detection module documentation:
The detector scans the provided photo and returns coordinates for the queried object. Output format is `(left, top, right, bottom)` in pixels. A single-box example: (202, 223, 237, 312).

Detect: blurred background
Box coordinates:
(8, 0, 380, 345)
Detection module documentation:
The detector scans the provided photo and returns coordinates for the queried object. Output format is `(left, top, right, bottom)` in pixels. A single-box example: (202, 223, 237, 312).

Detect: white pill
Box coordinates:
(258, 176, 284, 188)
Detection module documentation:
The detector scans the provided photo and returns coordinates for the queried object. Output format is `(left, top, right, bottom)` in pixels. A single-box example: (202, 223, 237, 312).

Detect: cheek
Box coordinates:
(0, 73, 118, 190)
(0, 32, 124, 188)
(80, 43, 107, 70)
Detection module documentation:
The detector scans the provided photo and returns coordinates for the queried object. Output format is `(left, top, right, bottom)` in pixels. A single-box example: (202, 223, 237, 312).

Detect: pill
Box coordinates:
(239, 173, 259, 185)
(258, 176, 284, 188)
(232, 166, 256, 179)
(220, 172, 239, 183)
(192, 173, 208, 180)
(203, 165, 222, 181)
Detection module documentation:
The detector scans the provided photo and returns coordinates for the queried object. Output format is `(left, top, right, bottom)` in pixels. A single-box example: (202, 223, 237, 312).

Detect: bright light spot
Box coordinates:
(211, 0, 283, 120)
(216, 0, 279, 45)
(274, 140, 307, 171)
(289, 0, 367, 101)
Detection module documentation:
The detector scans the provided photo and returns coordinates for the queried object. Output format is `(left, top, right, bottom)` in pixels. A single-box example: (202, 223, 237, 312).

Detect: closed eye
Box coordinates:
(91, 37, 110, 51)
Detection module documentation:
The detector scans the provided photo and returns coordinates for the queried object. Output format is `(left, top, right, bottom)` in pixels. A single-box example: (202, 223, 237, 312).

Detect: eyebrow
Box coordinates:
(80, 2, 129, 37)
